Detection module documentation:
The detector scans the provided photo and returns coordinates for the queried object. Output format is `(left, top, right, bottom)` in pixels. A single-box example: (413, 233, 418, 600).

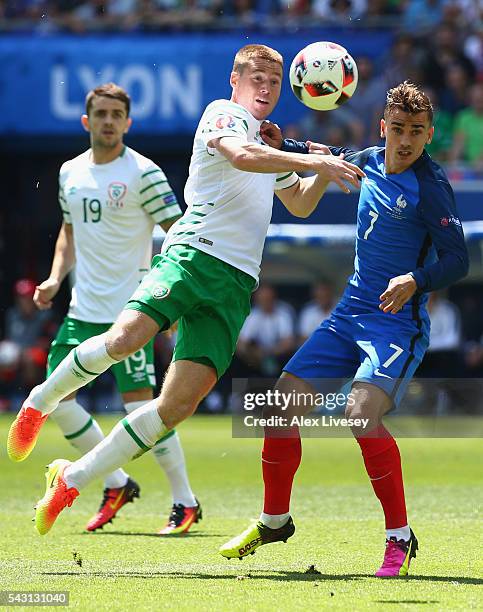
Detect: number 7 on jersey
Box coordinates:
(364, 210, 379, 240)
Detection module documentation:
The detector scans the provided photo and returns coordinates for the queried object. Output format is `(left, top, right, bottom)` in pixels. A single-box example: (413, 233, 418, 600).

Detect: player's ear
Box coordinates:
(230, 71, 239, 89)
(81, 114, 90, 133)
(124, 117, 133, 134)
(427, 126, 434, 144)
(380, 118, 386, 139)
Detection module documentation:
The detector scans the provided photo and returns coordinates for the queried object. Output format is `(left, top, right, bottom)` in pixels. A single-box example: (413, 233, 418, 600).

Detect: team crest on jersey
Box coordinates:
(107, 182, 127, 208)
(388, 193, 408, 219)
(215, 115, 235, 130)
(152, 285, 170, 300)
(108, 182, 127, 201)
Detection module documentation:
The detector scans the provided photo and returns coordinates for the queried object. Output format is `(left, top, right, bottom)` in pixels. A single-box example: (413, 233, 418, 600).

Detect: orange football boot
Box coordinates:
(35, 459, 79, 535)
(7, 404, 48, 462)
(86, 478, 140, 532)
(158, 499, 202, 535)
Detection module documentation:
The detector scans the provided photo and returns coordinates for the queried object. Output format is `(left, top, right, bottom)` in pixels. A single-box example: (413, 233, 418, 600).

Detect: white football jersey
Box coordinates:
(59, 146, 181, 323)
(162, 100, 299, 281)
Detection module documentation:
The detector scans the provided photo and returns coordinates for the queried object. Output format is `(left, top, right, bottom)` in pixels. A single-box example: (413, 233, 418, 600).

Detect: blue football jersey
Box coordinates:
(282, 141, 469, 320)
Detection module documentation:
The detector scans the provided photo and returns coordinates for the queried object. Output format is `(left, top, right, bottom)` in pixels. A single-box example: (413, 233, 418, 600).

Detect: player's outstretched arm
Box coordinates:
(277, 173, 330, 218)
(259, 122, 331, 156)
(34, 222, 75, 310)
(213, 137, 364, 193)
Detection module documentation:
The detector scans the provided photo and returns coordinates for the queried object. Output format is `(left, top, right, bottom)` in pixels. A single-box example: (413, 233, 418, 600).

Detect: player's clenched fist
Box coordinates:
(260, 120, 283, 149)
(34, 278, 60, 310)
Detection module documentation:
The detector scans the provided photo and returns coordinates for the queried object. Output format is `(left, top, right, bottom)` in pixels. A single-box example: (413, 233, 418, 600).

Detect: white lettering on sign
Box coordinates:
(160, 65, 201, 118)
(50, 64, 202, 121)
(51, 66, 82, 120)
(78, 65, 116, 91)
(119, 65, 155, 119)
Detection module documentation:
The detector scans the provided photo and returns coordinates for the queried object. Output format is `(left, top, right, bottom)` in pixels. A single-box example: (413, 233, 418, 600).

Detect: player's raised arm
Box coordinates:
(213, 137, 364, 193)
(260, 122, 332, 157)
(275, 172, 329, 218)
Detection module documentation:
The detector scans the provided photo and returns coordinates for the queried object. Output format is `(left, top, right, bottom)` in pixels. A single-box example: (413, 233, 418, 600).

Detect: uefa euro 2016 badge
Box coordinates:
(215, 115, 235, 130)
(152, 285, 170, 300)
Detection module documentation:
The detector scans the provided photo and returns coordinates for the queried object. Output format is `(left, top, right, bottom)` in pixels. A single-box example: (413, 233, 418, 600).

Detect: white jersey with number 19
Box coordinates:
(59, 146, 181, 323)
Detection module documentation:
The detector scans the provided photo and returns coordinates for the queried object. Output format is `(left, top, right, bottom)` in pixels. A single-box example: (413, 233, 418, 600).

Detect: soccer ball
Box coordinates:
(289, 42, 358, 111)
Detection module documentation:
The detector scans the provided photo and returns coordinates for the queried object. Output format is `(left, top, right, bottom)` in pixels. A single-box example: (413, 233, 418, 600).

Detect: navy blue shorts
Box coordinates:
(284, 302, 430, 409)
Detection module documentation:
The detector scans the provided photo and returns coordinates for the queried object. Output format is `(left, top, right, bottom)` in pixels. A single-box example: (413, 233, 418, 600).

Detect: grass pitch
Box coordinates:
(0, 414, 481, 611)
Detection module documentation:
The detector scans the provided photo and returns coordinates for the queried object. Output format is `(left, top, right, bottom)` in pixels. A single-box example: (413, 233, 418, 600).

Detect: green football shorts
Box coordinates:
(47, 317, 156, 393)
(125, 244, 256, 378)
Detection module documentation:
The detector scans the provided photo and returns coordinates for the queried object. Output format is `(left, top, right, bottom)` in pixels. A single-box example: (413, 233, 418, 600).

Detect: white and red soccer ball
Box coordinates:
(289, 41, 358, 111)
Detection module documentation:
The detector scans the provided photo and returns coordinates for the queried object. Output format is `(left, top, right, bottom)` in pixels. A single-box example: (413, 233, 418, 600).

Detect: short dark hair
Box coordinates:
(85, 83, 131, 116)
(384, 81, 433, 124)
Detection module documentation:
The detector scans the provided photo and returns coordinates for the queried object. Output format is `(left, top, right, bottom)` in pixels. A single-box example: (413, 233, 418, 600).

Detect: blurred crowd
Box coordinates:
(0, 279, 55, 411)
(285, 23, 483, 175)
(1, 276, 483, 414)
(1, 2, 482, 173)
(0, 0, 481, 31)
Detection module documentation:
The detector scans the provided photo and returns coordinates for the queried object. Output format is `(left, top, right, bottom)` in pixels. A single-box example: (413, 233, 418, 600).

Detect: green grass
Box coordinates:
(0, 414, 481, 611)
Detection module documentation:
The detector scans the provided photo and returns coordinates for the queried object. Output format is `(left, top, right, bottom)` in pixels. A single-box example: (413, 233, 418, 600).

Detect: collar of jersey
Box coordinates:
(88, 145, 127, 166)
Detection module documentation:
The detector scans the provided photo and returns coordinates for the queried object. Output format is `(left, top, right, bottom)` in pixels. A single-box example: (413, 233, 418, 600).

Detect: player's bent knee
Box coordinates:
(106, 310, 159, 361)
(106, 326, 144, 361)
(157, 399, 198, 430)
(345, 402, 381, 437)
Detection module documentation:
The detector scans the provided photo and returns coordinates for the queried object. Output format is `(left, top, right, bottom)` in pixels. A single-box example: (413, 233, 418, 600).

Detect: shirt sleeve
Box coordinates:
(412, 180, 469, 292)
(199, 107, 249, 147)
(282, 140, 374, 172)
(58, 168, 71, 224)
(139, 165, 182, 224)
(281, 139, 309, 154)
(274, 171, 299, 191)
(281, 139, 357, 157)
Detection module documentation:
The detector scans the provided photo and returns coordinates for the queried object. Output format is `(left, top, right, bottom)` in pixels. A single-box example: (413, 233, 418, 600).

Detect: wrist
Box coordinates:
(408, 271, 419, 289)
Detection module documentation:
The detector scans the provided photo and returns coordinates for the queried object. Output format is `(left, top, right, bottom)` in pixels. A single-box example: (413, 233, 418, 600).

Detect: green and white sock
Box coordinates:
(125, 401, 196, 507)
(29, 334, 118, 415)
(153, 431, 197, 507)
(64, 399, 168, 491)
(51, 399, 128, 489)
